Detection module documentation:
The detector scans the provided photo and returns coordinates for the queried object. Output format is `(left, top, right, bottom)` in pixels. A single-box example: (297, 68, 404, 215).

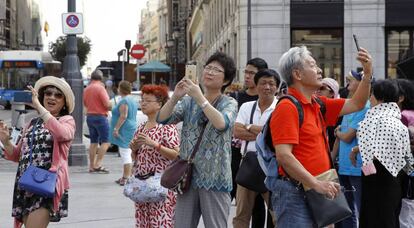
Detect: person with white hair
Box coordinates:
(270, 45, 373, 227)
(0, 76, 76, 228)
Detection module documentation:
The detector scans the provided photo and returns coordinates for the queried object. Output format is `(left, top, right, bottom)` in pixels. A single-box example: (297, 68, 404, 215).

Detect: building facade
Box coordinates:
(0, 0, 43, 51)
(183, 0, 414, 86)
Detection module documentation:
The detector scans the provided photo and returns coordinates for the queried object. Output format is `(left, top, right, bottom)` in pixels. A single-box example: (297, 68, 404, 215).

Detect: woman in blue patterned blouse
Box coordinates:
(157, 52, 238, 228)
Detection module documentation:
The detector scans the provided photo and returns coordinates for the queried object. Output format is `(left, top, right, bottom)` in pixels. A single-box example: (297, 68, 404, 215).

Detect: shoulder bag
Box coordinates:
(302, 103, 352, 227)
(235, 102, 267, 193)
(161, 96, 222, 194)
(18, 119, 57, 198)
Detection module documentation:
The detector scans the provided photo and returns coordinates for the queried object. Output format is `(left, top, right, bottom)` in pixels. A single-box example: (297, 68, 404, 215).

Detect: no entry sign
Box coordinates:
(130, 44, 146, 59)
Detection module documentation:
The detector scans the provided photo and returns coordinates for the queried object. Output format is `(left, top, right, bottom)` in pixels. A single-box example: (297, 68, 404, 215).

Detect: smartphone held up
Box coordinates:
(353, 34, 361, 52)
(185, 64, 198, 84)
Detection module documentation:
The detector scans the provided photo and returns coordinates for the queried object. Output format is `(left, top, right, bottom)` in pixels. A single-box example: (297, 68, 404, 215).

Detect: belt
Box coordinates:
(278, 175, 302, 188)
(87, 113, 106, 117)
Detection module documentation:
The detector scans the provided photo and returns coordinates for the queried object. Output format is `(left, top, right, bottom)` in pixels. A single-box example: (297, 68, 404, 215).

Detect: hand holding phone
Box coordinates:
(185, 64, 197, 83)
(353, 34, 361, 51)
(13, 91, 32, 103)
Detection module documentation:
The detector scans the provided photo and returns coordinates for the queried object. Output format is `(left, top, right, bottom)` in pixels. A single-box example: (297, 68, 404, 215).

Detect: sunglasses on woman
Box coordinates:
(44, 89, 64, 99)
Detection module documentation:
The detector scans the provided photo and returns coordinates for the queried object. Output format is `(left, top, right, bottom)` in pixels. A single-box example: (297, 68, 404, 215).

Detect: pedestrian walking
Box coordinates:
(129, 84, 180, 227)
(157, 52, 238, 228)
(109, 81, 138, 186)
(84, 70, 112, 174)
(352, 79, 414, 228)
(232, 69, 280, 228)
(0, 76, 75, 228)
(270, 45, 373, 227)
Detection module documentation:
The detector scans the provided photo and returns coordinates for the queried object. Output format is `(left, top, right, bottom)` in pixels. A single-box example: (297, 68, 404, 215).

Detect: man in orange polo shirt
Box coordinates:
(270, 46, 373, 227)
(84, 70, 112, 173)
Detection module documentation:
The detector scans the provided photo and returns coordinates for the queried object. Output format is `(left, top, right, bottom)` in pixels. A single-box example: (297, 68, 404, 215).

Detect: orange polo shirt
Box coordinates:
(270, 88, 345, 176)
(83, 81, 109, 116)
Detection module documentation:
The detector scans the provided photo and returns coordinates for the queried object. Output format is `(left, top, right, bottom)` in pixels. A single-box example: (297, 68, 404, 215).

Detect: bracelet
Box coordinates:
(200, 100, 209, 110)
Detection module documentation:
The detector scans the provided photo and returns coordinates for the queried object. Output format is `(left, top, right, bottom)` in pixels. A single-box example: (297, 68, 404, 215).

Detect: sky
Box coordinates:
(38, 0, 147, 76)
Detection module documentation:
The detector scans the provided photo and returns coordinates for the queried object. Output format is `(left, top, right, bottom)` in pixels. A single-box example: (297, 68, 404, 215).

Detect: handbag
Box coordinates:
(18, 119, 57, 198)
(235, 101, 267, 193)
(303, 109, 352, 227)
(400, 176, 414, 228)
(123, 172, 168, 203)
(303, 169, 352, 227)
(161, 96, 222, 194)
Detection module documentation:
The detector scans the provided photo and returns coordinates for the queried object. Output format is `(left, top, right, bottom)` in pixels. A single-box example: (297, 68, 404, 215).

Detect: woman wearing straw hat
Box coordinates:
(0, 76, 75, 228)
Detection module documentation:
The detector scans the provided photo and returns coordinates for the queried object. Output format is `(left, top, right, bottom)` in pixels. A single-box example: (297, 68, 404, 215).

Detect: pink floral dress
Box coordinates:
(132, 123, 179, 228)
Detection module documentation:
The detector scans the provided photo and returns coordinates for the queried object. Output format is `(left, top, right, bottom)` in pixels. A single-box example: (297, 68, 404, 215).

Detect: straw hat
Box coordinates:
(34, 76, 75, 114)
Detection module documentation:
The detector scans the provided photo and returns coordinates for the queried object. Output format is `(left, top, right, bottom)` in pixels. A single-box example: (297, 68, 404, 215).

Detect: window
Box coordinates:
(386, 28, 414, 78)
(291, 29, 344, 85)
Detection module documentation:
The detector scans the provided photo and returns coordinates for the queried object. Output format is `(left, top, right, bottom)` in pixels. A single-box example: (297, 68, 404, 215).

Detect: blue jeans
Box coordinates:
(338, 175, 362, 228)
(271, 179, 315, 228)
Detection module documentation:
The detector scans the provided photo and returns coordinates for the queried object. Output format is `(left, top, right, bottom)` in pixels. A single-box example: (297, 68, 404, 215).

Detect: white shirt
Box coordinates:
(235, 97, 278, 153)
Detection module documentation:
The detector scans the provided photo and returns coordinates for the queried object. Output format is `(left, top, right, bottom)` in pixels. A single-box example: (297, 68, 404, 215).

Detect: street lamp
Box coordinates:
(172, 30, 180, 89)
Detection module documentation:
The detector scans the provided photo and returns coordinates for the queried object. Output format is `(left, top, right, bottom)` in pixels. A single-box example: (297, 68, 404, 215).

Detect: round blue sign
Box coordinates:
(66, 15, 79, 28)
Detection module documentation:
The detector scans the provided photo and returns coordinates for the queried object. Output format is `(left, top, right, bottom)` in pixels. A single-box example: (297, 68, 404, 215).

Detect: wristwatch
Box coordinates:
(246, 124, 252, 132)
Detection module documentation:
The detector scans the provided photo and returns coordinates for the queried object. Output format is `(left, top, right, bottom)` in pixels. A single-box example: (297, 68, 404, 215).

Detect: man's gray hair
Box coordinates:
(91, 69, 103, 81)
(278, 46, 312, 86)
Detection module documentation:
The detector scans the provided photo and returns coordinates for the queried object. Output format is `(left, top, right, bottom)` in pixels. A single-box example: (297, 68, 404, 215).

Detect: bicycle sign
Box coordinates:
(62, 13, 84, 35)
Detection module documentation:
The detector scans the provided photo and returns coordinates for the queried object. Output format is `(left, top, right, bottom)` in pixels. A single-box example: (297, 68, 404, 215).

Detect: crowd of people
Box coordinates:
(1, 45, 414, 228)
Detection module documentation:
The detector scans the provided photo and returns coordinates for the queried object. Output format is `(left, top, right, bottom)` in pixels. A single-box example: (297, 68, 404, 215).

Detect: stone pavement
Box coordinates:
(0, 145, 236, 227)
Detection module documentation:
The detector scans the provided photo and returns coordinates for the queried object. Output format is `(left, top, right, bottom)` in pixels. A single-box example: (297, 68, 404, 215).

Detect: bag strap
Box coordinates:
(315, 99, 335, 169)
(243, 101, 257, 155)
(188, 95, 223, 162)
(28, 118, 40, 164)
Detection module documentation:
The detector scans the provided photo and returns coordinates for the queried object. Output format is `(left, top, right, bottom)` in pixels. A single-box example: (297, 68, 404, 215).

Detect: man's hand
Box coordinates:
(313, 180, 340, 200)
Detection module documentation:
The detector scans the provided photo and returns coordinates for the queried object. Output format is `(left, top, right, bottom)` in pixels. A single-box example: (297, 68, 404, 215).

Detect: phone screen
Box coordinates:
(185, 64, 197, 83)
(353, 34, 360, 51)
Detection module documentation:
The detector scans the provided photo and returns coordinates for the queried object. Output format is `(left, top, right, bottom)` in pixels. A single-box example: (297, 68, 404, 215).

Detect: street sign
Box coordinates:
(62, 13, 84, 35)
(130, 44, 146, 59)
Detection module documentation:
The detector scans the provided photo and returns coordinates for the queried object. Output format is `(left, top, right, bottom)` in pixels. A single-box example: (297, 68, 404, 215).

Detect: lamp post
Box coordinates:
(63, 0, 87, 166)
(166, 37, 174, 90)
(172, 30, 180, 89)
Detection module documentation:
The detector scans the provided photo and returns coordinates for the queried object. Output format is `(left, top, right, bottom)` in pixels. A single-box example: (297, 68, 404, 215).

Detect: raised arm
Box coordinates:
(340, 47, 373, 116)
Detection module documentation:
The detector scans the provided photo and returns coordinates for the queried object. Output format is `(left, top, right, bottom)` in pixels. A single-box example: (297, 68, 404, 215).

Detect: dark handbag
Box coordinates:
(18, 119, 57, 198)
(235, 102, 267, 193)
(303, 109, 352, 227)
(161, 96, 222, 194)
(304, 169, 352, 227)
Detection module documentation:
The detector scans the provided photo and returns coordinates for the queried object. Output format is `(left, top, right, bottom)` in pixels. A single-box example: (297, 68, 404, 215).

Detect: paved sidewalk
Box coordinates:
(0, 149, 236, 227)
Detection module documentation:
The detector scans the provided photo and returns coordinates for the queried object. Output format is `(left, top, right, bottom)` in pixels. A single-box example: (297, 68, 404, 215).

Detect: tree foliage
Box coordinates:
(49, 36, 92, 67)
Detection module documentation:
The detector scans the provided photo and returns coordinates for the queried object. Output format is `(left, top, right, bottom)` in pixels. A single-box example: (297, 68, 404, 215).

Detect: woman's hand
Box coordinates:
(27, 85, 42, 111)
(356, 48, 373, 79)
(129, 137, 142, 152)
(181, 79, 204, 104)
(136, 132, 158, 148)
(113, 129, 120, 138)
(0, 120, 10, 142)
(171, 79, 188, 101)
(349, 146, 360, 167)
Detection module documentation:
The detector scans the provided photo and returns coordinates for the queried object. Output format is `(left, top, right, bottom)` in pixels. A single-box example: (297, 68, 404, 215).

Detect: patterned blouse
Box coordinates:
(158, 95, 238, 192)
(358, 102, 414, 176)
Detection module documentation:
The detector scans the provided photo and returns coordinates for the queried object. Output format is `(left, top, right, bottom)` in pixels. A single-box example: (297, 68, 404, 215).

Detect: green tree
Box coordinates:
(49, 36, 92, 68)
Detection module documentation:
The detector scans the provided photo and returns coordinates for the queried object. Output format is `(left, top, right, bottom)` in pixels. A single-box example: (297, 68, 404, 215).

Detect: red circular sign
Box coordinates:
(130, 44, 146, 59)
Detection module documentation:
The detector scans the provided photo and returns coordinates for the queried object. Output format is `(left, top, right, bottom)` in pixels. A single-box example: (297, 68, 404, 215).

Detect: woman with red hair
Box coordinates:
(129, 84, 180, 227)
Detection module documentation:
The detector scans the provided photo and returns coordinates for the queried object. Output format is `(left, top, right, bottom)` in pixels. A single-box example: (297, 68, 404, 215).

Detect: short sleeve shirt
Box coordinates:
(270, 88, 345, 176)
(83, 81, 110, 116)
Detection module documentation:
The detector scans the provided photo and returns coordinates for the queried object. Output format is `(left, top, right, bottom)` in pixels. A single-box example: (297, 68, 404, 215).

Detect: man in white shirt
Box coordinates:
(232, 69, 281, 228)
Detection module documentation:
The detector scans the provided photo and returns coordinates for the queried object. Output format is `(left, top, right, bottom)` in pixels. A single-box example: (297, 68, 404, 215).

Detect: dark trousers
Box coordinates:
(359, 160, 402, 228)
(231, 146, 274, 228)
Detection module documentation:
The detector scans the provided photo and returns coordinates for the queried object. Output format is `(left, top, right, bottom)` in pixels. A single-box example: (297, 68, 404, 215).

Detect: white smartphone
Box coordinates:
(185, 64, 197, 83)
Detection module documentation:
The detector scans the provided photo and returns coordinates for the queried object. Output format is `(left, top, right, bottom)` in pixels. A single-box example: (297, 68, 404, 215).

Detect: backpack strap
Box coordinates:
(277, 95, 305, 127)
(314, 96, 326, 118)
